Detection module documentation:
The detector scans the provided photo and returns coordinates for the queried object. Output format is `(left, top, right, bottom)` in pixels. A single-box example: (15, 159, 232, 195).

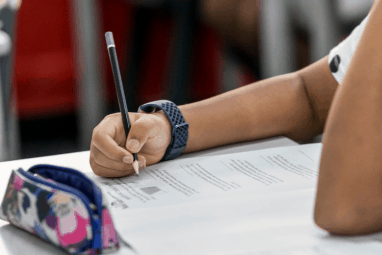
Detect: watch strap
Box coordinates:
(138, 100, 189, 161)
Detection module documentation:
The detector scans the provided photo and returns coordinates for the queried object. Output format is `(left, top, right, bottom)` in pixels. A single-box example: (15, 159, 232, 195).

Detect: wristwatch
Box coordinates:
(138, 100, 189, 161)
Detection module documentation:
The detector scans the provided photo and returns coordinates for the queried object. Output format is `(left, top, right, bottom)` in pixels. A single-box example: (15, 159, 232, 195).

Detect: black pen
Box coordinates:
(105, 31, 139, 175)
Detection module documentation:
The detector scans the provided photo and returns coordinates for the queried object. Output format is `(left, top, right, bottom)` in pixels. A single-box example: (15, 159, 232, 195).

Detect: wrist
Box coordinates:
(138, 100, 189, 161)
(152, 110, 172, 147)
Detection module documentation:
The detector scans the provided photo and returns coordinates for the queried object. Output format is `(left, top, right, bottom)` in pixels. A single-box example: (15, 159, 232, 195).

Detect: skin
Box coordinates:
(90, 0, 382, 235)
(314, 0, 382, 235)
(90, 56, 337, 177)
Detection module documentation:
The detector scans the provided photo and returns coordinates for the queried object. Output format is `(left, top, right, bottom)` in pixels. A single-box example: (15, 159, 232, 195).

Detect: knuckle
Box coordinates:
(92, 127, 101, 140)
(128, 112, 134, 119)
(92, 129, 108, 145)
(90, 143, 97, 154)
(105, 112, 119, 119)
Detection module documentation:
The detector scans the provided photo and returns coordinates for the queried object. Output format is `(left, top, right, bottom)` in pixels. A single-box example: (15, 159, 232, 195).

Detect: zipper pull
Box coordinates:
(34, 173, 46, 180)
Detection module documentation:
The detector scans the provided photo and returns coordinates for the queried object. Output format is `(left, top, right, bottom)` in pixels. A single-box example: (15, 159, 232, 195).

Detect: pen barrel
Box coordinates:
(107, 46, 131, 133)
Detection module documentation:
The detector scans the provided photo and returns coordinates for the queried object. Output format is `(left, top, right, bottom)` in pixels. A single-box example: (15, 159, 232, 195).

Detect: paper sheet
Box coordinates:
(109, 189, 382, 255)
(92, 144, 353, 255)
(92, 143, 382, 254)
(233, 242, 382, 255)
(95, 144, 322, 210)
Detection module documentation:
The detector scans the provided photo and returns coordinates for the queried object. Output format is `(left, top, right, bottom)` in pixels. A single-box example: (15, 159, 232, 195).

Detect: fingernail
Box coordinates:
(127, 139, 140, 150)
(123, 156, 133, 164)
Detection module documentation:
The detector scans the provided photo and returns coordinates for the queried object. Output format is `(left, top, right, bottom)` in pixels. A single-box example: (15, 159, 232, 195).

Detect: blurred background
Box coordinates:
(0, 0, 374, 161)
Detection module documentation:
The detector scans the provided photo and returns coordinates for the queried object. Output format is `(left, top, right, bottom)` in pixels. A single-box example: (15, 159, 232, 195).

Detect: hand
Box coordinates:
(90, 111, 172, 177)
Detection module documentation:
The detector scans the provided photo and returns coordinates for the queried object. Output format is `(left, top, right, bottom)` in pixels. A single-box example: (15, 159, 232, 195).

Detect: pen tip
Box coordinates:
(132, 161, 139, 176)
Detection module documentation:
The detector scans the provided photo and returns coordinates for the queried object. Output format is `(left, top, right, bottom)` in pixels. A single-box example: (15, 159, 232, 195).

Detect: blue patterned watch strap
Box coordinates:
(138, 100, 189, 161)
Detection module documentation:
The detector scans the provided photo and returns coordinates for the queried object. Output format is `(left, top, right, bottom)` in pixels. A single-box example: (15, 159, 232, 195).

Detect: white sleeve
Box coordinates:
(328, 15, 369, 84)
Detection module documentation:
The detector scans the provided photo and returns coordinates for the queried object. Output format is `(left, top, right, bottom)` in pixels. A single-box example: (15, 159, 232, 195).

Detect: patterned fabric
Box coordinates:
(100, 195, 119, 252)
(0, 166, 120, 254)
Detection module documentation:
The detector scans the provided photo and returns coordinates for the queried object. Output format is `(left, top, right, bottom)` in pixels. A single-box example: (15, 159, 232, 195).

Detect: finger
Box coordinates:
(90, 156, 134, 177)
(90, 154, 147, 177)
(91, 144, 133, 171)
(137, 154, 147, 169)
(126, 115, 162, 153)
(99, 113, 128, 145)
(139, 153, 162, 166)
(92, 115, 131, 162)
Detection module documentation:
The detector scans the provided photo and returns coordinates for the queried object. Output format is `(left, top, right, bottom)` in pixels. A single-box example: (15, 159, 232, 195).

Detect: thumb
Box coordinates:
(125, 114, 162, 153)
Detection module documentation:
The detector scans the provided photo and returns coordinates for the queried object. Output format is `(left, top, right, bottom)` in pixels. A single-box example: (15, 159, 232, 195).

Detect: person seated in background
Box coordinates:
(90, 0, 382, 236)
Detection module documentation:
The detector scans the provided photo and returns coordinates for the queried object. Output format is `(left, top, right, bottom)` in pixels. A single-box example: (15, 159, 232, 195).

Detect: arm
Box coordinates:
(314, 0, 382, 235)
(90, 57, 338, 177)
(181, 56, 337, 153)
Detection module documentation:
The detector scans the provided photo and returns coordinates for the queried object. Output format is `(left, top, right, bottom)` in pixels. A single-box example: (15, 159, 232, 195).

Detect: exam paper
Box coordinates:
(92, 144, 335, 255)
(110, 188, 382, 255)
(232, 242, 382, 255)
(95, 144, 322, 210)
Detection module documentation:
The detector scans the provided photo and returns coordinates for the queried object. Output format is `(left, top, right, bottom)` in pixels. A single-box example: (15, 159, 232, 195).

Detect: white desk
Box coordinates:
(0, 136, 297, 255)
(1, 137, 382, 255)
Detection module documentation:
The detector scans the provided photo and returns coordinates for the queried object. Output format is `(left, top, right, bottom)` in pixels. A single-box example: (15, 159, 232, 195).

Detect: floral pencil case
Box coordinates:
(0, 164, 120, 255)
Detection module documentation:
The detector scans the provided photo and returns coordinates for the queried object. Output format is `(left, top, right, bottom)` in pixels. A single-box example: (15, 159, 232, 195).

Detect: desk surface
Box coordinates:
(0, 136, 297, 255)
(2, 137, 382, 255)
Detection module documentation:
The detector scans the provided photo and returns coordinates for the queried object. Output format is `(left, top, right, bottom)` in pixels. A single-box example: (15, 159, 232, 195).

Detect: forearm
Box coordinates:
(180, 72, 320, 153)
(315, 0, 382, 234)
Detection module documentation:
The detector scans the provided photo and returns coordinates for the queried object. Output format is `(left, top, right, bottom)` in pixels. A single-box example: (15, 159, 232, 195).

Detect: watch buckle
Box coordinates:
(172, 122, 189, 136)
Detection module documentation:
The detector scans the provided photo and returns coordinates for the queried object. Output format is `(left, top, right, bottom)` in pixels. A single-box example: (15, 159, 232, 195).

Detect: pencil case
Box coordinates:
(0, 164, 120, 254)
